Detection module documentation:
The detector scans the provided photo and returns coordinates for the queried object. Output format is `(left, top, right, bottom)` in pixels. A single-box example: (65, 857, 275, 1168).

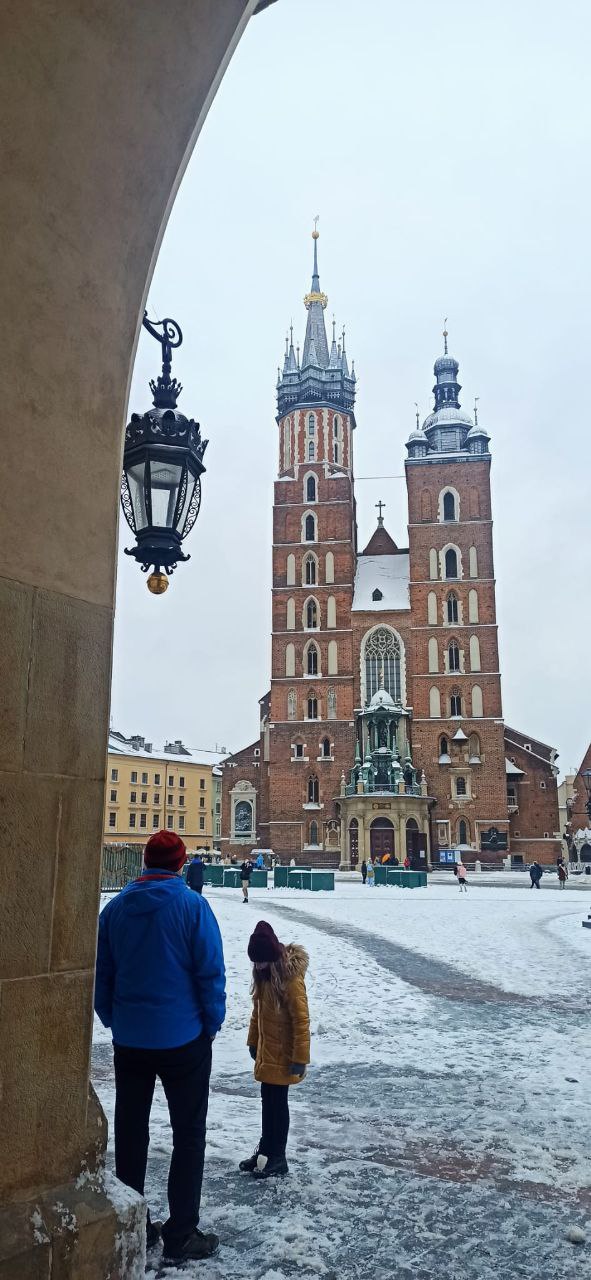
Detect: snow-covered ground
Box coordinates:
(92, 884, 591, 1279)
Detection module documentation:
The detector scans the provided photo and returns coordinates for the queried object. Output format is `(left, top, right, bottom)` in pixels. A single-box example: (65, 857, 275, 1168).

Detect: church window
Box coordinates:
(293, 742, 304, 759)
(363, 626, 402, 704)
(327, 687, 337, 719)
(445, 548, 458, 579)
(427, 591, 438, 624)
(325, 551, 335, 583)
(443, 491, 456, 521)
(305, 598, 318, 629)
(308, 440, 315, 461)
(429, 548, 438, 580)
(450, 690, 462, 717)
(448, 642, 460, 673)
(321, 737, 331, 757)
(469, 635, 481, 671)
(309, 820, 319, 844)
(287, 689, 296, 720)
(333, 442, 340, 464)
(428, 637, 439, 673)
(303, 512, 316, 542)
(328, 639, 338, 674)
(439, 735, 449, 759)
(372, 588, 383, 601)
(327, 596, 336, 628)
(306, 474, 317, 503)
(307, 775, 319, 804)
(307, 693, 318, 720)
(471, 685, 483, 717)
(285, 643, 295, 677)
(455, 776, 467, 798)
(469, 546, 478, 578)
(429, 686, 441, 717)
(304, 554, 316, 585)
(458, 818, 469, 844)
(447, 591, 459, 624)
(286, 553, 296, 585)
(334, 416, 340, 436)
(286, 598, 295, 630)
(308, 413, 315, 435)
(306, 643, 319, 676)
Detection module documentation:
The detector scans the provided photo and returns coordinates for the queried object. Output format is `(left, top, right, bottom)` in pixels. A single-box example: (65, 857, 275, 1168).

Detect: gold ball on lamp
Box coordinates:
(147, 572, 169, 595)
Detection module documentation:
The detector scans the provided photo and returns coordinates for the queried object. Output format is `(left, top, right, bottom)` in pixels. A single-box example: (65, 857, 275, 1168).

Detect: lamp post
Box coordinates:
(120, 313, 208, 593)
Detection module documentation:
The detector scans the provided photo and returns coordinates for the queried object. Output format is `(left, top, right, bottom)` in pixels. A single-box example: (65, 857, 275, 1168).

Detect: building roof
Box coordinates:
(352, 553, 410, 612)
(361, 523, 400, 556)
(108, 731, 227, 768)
(505, 758, 525, 777)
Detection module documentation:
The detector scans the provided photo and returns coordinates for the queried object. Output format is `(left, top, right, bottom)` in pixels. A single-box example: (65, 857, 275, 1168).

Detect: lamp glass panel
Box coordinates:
(149, 460, 183, 528)
(127, 462, 149, 529)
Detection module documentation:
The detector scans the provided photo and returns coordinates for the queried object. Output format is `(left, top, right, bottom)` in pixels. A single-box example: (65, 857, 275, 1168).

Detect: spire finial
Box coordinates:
(312, 214, 319, 240)
(290, 321, 294, 345)
(415, 402, 420, 429)
(285, 332, 289, 356)
(443, 318, 448, 355)
(341, 325, 346, 351)
(376, 499, 385, 527)
(332, 316, 336, 341)
(474, 396, 479, 425)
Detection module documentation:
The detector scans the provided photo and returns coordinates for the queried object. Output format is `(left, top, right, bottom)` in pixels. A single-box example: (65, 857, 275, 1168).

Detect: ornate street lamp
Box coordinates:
(120, 313, 208, 594)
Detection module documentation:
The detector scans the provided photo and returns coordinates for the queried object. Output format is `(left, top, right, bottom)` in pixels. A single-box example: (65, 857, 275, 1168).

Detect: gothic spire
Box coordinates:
(302, 225, 330, 368)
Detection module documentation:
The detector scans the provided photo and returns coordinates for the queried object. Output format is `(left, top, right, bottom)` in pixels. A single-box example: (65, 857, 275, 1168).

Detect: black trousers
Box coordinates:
(260, 1082, 290, 1157)
(113, 1033, 212, 1250)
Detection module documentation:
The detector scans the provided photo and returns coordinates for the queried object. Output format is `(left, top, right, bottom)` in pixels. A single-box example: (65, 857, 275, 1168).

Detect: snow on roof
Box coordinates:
(505, 758, 525, 776)
(108, 732, 227, 768)
(352, 553, 410, 612)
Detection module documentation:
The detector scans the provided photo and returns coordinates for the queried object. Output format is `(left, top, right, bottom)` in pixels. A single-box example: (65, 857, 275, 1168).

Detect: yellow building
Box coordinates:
(105, 731, 225, 848)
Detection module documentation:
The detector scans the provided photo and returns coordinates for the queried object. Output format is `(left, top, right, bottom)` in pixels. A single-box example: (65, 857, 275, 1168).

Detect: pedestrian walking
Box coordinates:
(186, 853, 205, 894)
(366, 859, 375, 886)
(403, 854, 411, 870)
(239, 921, 310, 1179)
(240, 858, 253, 903)
(529, 861, 543, 889)
(457, 860, 468, 892)
(557, 859, 568, 889)
(94, 830, 226, 1263)
(361, 859, 368, 885)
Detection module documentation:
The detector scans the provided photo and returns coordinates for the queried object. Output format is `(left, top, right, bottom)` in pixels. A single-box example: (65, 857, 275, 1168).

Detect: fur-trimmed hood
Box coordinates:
(283, 942, 309, 980)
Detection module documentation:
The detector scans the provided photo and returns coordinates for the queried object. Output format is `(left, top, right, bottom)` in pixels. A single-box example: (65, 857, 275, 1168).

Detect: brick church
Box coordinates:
(221, 233, 560, 868)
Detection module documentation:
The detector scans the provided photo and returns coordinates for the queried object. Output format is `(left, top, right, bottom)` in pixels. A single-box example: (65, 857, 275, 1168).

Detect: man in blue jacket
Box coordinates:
(95, 829, 226, 1263)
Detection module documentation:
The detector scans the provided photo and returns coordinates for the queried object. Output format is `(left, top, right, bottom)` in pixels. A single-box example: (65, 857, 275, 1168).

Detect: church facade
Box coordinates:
(220, 235, 560, 867)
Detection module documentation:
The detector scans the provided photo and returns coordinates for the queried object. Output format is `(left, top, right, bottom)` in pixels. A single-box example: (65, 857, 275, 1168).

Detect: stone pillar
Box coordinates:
(0, 2, 258, 1275)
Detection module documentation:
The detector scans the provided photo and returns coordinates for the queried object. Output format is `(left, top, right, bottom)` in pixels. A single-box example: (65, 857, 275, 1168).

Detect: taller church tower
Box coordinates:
(264, 232, 357, 860)
(405, 332, 510, 856)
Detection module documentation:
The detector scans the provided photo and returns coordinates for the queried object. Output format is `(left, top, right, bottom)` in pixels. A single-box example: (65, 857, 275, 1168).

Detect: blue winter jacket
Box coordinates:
(95, 871, 226, 1049)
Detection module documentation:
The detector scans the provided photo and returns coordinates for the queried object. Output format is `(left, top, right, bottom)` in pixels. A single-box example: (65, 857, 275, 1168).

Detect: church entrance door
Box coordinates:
(370, 817, 394, 861)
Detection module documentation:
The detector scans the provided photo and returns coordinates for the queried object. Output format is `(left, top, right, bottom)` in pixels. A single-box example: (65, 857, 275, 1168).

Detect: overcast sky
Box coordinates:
(110, 0, 590, 775)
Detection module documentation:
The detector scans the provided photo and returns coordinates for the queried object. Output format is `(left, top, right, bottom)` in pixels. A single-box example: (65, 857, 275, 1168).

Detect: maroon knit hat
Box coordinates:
(248, 920, 284, 964)
(144, 829, 187, 873)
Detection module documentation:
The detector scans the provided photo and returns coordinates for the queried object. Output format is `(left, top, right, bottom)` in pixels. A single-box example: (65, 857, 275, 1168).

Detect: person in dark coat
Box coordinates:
(95, 830, 226, 1264)
(241, 858, 253, 903)
(557, 859, 568, 889)
(361, 859, 367, 884)
(529, 861, 543, 888)
(187, 854, 205, 894)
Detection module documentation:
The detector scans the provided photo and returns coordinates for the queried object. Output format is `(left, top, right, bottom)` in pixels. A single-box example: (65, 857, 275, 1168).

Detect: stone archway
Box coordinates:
(0, 3, 262, 1273)
(370, 816, 395, 861)
(581, 843, 591, 863)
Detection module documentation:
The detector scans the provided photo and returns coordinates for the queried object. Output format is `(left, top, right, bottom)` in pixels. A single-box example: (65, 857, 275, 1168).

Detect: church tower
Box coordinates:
(405, 331, 510, 857)
(264, 230, 357, 861)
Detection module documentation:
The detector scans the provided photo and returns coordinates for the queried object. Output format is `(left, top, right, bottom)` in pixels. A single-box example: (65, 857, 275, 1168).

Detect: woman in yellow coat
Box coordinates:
(239, 920, 310, 1179)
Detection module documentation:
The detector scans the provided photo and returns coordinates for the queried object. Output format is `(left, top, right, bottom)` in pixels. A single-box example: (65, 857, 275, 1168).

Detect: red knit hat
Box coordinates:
(248, 920, 284, 964)
(144, 829, 187, 873)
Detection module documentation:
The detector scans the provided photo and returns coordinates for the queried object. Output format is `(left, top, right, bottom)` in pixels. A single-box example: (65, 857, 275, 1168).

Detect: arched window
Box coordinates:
(471, 685, 483, 717)
(307, 692, 318, 720)
(443, 491, 456, 521)
(327, 596, 336, 628)
(285, 643, 295, 677)
(447, 591, 459, 624)
(469, 546, 478, 578)
(448, 642, 460, 673)
(363, 627, 402, 703)
(305, 598, 318, 629)
(429, 686, 441, 717)
(468, 588, 479, 622)
(321, 737, 331, 757)
(333, 441, 340, 464)
(428, 637, 439, 672)
(307, 775, 319, 803)
(450, 689, 462, 717)
(445, 548, 458, 579)
(306, 642, 319, 676)
(327, 687, 337, 719)
(304, 553, 317, 585)
(429, 548, 438, 579)
(309, 820, 319, 845)
(328, 639, 338, 674)
(427, 591, 438, 624)
(458, 818, 469, 845)
(286, 598, 295, 630)
(308, 439, 315, 461)
(306, 473, 317, 502)
(456, 776, 467, 797)
(286, 553, 295, 586)
(304, 512, 316, 542)
(325, 551, 334, 583)
(469, 635, 481, 671)
(468, 732, 481, 762)
(334, 415, 340, 436)
(287, 689, 296, 720)
(349, 818, 359, 860)
(439, 735, 450, 760)
(308, 413, 315, 435)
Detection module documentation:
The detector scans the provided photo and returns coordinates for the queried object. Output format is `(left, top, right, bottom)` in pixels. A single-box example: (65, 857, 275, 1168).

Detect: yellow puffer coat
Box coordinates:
(247, 944, 310, 1086)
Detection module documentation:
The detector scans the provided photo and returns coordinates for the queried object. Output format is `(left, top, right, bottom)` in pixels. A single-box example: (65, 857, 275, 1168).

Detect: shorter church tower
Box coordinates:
(405, 332, 509, 858)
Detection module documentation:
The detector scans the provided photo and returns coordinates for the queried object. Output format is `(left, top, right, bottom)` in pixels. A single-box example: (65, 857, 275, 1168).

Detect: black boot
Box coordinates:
(238, 1146, 260, 1173)
(162, 1228, 219, 1262)
(252, 1152, 289, 1179)
(146, 1219, 162, 1250)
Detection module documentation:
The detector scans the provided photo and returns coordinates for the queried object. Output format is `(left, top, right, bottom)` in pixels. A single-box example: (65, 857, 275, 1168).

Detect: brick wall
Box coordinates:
(505, 728, 561, 864)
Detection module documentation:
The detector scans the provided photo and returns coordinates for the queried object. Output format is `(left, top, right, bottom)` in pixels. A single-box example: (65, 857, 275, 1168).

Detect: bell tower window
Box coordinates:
(306, 474, 317, 502)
